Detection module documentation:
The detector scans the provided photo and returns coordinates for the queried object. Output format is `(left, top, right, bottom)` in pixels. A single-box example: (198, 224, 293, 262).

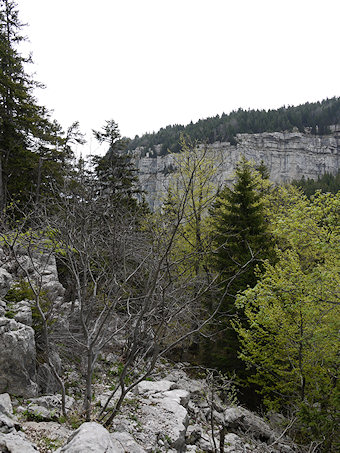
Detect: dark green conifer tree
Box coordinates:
(0, 0, 73, 211)
(205, 158, 274, 403)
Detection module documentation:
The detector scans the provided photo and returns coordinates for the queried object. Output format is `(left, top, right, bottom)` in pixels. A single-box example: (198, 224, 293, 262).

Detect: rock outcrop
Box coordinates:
(101, 365, 296, 453)
(0, 317, 38, 397)
(0, 393, 38, 452)
(0, 246, 66, 397)
(133, 129, 340, 209)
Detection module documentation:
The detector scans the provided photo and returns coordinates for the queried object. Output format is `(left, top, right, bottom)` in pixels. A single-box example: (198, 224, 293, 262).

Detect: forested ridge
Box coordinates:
(0, 2, 339, 452)
(127, 97, 340, 156)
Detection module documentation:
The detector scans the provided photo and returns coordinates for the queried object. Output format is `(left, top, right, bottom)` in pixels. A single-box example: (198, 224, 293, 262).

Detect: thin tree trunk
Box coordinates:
(0, 156, 4, 212)
(84, 347, 93, 421)
(35, 156, 43, 204)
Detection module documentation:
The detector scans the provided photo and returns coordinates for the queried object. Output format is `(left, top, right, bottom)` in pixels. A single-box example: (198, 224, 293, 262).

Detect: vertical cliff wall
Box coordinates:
(133, 128, 340, 209)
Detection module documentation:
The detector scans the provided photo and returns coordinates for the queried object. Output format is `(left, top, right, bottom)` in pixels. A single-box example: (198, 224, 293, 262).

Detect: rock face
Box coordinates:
(0, 317, 38, 397)
(133, 129, 340, 209)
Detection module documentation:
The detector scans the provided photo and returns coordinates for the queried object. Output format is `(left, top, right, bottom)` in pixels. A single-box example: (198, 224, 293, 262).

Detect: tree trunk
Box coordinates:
(0, 156, 4, 212)
(84, 348, 93, 421)
(35, 155, 43, 204)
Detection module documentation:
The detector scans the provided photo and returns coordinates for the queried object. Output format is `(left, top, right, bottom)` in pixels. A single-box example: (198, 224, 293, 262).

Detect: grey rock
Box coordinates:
(0, 268, 13, 297)
(0, 300, 6, 317)
(186, 446, 198, 452)
(134, 379, 174, 395)
(0, 412, 17, 434)
(0, 395, 17, 435)
(56, 422, 119, 452)
(223, 433, 245, 452)
(27, 394, 74, 421)
(111, 431, 146, 452)
(0, 393, 13, 416)
(25, 404, 57, 421)
(196, 431, 214, 452)
(135, 381, 189, 452)
(13, 300, 33, 326)
(224, 406, 274, 442)
(186, 424, 202, 444)
(163, 389, 190, 408)
(0, 431, 38, 452)
(0, 317, 38, 397)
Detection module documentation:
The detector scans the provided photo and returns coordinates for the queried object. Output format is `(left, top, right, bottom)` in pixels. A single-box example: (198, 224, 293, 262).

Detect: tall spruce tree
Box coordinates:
(0, 0, 72, 211)
(206, 158, 274, 401)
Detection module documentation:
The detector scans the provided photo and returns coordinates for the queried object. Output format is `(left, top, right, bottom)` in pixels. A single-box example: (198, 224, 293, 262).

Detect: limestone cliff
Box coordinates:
(133, 127, 340, 209)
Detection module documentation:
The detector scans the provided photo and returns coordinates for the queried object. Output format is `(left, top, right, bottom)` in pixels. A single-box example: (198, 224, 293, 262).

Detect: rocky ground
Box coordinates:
(0, 248, 300, 452)
(0, 364, 299, 453)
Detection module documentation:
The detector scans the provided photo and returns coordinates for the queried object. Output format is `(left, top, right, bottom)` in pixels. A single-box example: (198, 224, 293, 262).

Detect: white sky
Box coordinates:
(15, 0, 340, 155)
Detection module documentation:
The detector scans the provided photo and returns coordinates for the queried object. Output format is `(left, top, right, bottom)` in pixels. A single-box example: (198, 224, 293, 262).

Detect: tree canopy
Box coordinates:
(234, 188, 340, 449)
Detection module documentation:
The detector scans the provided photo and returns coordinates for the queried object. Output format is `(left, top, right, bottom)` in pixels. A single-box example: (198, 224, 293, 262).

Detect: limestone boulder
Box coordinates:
(36, 349, 63, 393)
(0, 431, 38, 452)
(134, 379, 175, 395)
(0, 299, 6, 317)
(56, 422, 120, 453)
(0, 317, 38, 397)
(0, 393, 13, 416)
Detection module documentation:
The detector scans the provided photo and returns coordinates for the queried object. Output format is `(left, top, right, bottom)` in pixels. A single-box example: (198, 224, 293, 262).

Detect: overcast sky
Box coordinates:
(15, 0, 340, 155)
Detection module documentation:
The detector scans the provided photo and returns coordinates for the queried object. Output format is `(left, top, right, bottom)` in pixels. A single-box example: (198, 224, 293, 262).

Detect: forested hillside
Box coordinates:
(0, 2, 339, 452)
(127, 97, 340, 155)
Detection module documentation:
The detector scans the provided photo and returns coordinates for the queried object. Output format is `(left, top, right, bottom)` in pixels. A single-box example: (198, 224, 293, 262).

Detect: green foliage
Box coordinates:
(4, 304, 15, 318)
(234, 188, 340, 450)
(40, 437, 63, 450)
(211, 158, 273, 288)
(22, 408, 49, 423)
(127, 97, 340, 155)
(5, 280, 34, 302)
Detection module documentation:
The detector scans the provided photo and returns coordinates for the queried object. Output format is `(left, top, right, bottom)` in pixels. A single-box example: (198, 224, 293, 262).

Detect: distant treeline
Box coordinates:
(126, 97, 340, 156)
(293, 170, 340, 197)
